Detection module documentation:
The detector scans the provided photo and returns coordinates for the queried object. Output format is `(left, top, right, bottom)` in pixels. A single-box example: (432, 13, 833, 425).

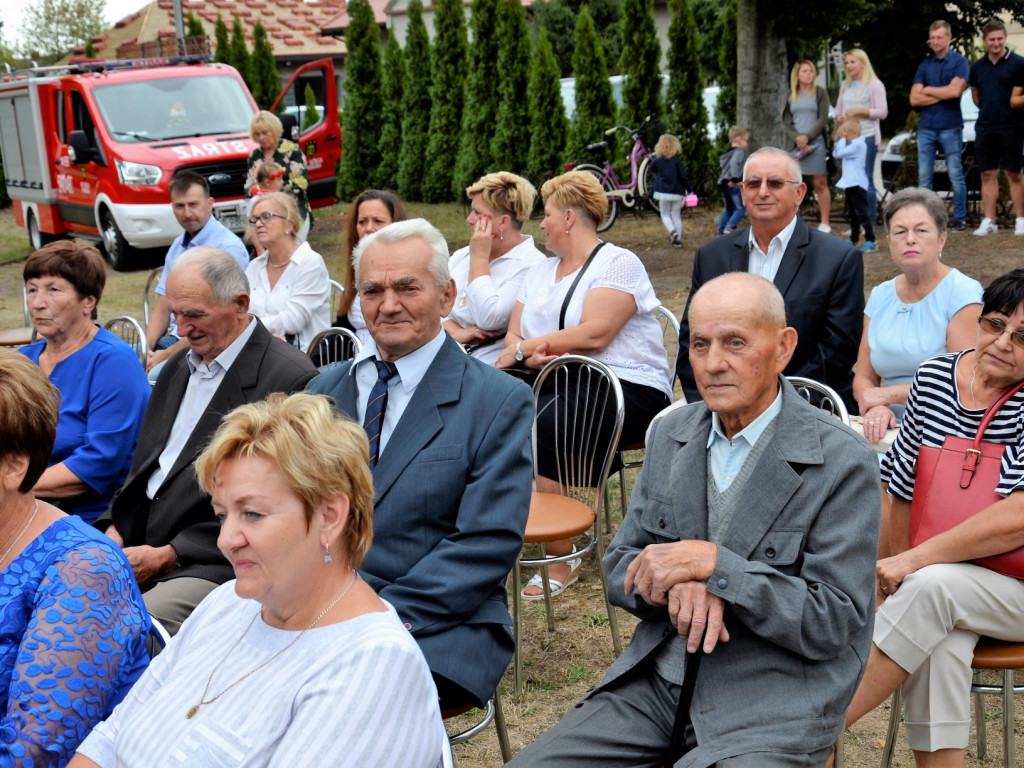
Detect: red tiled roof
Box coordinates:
(70, 0, 346, 60)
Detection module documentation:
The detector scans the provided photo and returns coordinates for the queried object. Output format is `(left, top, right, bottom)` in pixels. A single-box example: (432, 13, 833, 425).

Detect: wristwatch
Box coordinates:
(514, 340, 525, 363)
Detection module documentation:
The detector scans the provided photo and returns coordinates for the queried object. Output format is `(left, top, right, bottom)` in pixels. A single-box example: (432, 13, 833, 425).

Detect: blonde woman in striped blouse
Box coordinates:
(71, 394, 445, 768)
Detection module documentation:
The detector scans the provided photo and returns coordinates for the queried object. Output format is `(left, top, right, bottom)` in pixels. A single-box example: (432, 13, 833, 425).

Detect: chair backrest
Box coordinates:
(149, 616, 172, 651)
(103, 315, 147, 367)
(329, 279, 345, 322)
(532, 355, 625, 503)
(786, 376, 851, 425)
(23, 285, 30, 327)
(307, 327, 362, 370)
(652, 304, 680, 392)
(142, 266, 163, 326)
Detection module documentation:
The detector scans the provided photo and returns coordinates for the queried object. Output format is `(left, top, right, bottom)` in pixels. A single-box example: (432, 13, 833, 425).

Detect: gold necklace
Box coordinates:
(0, 500, 39, 569)
(185, 574, 358, 720)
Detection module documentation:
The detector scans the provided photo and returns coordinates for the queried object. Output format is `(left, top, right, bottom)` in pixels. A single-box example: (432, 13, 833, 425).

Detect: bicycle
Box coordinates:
(566, 115, 659, 233)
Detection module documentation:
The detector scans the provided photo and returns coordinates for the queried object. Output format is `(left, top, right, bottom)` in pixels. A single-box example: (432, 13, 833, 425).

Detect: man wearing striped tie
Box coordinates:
(307, 218, 534, 710)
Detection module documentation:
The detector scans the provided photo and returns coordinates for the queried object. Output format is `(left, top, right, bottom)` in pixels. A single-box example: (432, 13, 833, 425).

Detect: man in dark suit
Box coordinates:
(307, 218, 534, 709)
(676, 147, 864, 411)
(98, 247, 317, 633)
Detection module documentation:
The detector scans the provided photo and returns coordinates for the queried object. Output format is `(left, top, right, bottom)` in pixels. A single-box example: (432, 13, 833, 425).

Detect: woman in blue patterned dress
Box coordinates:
(0, 351, 150, 767)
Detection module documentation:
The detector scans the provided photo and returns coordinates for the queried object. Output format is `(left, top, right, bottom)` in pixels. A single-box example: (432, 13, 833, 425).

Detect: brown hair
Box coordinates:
(339, 190, 407, 316)
(0, 350, 60, 493)
(24, 241, 106, 320)
(169, 170, 210, 198)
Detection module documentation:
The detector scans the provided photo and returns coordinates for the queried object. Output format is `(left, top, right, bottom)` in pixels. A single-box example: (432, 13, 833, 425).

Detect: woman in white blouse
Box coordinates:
(70, 393, 445, 768)
(245, 192, 330, 352)
(497, 171, 673, 599)
(443, 172, 545, 364)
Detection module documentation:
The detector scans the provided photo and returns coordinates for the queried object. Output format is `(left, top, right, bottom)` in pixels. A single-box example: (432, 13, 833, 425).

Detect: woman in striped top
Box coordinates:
(71, 394, 445, 768)
(839, 269, 1024, 768)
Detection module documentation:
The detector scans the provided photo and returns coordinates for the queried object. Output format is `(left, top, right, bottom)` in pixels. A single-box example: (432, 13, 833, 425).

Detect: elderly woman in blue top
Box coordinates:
(20, 241, 151, 524)
(0, 349, 149, 767)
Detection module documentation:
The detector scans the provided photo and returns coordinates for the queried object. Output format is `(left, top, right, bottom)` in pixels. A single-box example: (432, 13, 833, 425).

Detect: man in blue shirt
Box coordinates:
(144, 170, 250, 374)
(969, 19, 1024, 236)
(911, 20, 969, 230)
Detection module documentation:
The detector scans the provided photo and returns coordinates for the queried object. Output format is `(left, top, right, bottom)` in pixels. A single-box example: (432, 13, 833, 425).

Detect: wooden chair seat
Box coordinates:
(525, 491, 596, 543)
(0, 327, 35, 347)
(971, 637, 1024, 669)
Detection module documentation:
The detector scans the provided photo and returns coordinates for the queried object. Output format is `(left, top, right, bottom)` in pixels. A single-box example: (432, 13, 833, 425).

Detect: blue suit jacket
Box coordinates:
(307, 335, 534, 706)
(676, 217, 864, 411)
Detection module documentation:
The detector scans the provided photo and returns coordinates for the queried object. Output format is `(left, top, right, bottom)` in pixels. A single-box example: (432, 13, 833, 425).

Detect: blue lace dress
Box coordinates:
(0, 516, 150, 767)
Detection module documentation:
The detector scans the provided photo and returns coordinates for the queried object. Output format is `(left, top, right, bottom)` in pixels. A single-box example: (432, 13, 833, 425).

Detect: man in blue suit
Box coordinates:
(307, 218, 534, 709)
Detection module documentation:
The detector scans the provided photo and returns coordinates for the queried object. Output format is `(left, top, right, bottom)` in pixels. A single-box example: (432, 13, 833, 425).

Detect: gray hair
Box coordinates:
(352, 218, 451, 288)
(169, 246, 249, 303)
(743, 147, 803, 184)
(883, 186, 948, 236)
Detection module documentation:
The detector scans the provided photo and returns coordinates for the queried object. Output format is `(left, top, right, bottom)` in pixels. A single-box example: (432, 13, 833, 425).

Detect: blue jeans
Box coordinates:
(719, 185, 746, 232)
(864, 138, 878, 224)
(917, 127, 966, 224)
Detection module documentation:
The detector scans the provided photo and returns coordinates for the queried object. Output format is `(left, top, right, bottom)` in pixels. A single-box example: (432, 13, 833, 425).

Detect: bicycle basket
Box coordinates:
(638, 118, 665, 152)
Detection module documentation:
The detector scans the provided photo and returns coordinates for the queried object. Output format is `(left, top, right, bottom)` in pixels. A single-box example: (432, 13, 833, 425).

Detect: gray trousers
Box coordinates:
(506, 661, 832, 767)
(143, 576, 218, 636)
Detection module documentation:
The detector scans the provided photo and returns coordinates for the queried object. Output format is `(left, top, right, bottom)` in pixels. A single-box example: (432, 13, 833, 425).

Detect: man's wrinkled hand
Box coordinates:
(624, 540, 718, 606)
(668, 581, 730, 653)
(123, 544, 176, 587)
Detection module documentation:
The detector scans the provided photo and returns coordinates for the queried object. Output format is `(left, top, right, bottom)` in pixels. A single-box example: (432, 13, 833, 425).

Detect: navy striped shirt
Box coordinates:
(881, 350, 1024, 501)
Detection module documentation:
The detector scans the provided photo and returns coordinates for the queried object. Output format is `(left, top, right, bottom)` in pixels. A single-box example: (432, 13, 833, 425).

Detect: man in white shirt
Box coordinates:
(307, 218, 534, 710)
(98, 247, 316, 633)
(675, 148, 865, 412)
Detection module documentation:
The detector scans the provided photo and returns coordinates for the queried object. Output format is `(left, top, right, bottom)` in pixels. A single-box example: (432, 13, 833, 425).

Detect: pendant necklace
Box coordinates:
(0, 500, 39, 569)
(185, 574, 357, 719)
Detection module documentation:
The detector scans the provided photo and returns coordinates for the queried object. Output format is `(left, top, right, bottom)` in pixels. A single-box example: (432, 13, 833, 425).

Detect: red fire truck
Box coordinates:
(0, 54, 340, 270)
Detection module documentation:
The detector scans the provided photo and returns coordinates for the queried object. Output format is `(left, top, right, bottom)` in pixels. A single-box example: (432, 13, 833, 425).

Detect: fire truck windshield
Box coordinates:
(92, 74, 256, 142)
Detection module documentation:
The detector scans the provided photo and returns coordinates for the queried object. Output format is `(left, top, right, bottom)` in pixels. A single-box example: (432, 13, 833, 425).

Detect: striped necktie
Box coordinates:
(363, 359, 398, 469)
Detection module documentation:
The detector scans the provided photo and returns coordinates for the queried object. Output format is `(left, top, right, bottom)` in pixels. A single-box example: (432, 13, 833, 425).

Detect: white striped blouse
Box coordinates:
(881, 350, 1024, 502)
(77, 582, 446, 767)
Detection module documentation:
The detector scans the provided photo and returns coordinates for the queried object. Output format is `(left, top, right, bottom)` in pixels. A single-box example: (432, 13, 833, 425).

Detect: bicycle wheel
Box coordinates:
(639, 158, 659, 214)
(574, 163, 618, 232)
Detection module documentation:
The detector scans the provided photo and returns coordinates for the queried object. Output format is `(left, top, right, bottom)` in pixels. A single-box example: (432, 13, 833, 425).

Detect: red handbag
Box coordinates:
(910, 380, 1024, 578)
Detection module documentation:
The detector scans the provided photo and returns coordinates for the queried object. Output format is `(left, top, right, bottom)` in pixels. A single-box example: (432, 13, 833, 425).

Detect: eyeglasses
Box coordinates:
(247, 211, 286, 226)
(742, 177, 802, 191)
(978, 315, 1024, 349)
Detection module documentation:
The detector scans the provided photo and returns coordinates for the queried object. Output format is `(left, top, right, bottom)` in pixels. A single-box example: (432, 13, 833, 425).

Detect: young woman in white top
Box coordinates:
(336, 190, 408, 346)
(245, 192, 330, 352)
(71, 393, 445, 768)
(444, 172, 546, 364)
(497, 171, 673, 599)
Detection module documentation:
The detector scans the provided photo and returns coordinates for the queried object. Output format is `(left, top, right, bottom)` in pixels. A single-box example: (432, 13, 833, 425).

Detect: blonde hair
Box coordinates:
(789, 60, 817, 102)
(465, 172, 537, 225)
(728, 126, 749, 143)
(843, 48, 878, 84)
(246, 191, 303, 243)
(249, 110, 283, 145)
(541, 171, 609, 229)
(195, 393, 375, 568)
(654, 134, 682, 158)
(255, 161, 285, 185)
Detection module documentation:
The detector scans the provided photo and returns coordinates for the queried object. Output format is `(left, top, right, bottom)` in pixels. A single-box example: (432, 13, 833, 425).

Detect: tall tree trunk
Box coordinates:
(736, 0, 788, 151)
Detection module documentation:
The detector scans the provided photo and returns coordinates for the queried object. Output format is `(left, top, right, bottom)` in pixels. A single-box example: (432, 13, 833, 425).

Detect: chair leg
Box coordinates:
(1002, 668, 1014, 768)
(834, 733, 844, 768)
(880, 687, 901, 768)
(617, 463, 627, 525)
(539, 545, 556, 633)
(973, 671, 987, 762)
(594, 519, 622, 656)
(512, 560, 522, 697)
(494, 687, 512, 764)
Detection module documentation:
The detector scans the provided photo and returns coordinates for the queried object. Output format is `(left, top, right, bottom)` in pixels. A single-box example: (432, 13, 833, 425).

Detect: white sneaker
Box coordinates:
(973, 218, 998, 236)
(841, 228, 852, 237)
(817, 223, 832, 234)
(1015, 218, 1024, 236)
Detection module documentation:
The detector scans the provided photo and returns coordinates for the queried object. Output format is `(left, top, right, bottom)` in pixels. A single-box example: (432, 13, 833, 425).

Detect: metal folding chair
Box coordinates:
(103, 315, 147, 367)
(307, 327, 362, 370)
(512, 355, 625, 695)
(142, 266, 163, 326)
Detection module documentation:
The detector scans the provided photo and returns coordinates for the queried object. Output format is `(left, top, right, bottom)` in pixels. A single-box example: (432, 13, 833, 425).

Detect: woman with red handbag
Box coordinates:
(841, 269, 1024, 768)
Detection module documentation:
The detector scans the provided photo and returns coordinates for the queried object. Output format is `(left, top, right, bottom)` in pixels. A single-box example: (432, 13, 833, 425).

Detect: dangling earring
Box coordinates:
(324, 544, 333, 564)
(938, 251, 943, 261)
(499, 230, 504, 241)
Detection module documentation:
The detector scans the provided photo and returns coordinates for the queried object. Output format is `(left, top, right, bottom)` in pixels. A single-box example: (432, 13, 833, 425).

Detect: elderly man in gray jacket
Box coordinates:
(508, 272, 879, 768)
